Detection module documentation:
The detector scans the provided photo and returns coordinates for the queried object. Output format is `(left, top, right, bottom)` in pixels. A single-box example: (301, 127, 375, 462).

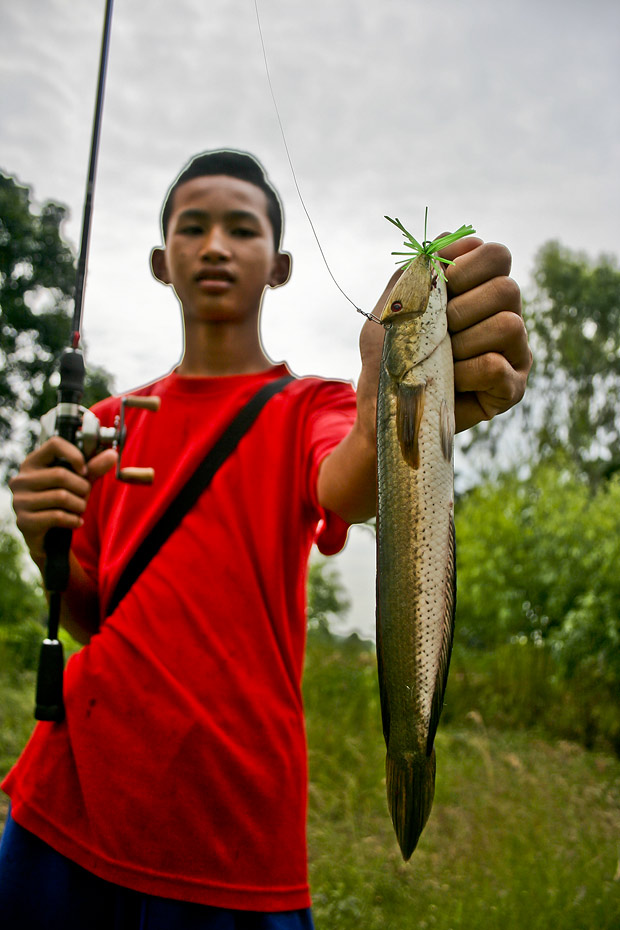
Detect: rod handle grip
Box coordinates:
(35, 638, 65, 721)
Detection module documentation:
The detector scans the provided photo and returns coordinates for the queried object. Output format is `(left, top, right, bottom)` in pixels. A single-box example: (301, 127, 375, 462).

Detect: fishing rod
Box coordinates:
(35, 0, 158, 721)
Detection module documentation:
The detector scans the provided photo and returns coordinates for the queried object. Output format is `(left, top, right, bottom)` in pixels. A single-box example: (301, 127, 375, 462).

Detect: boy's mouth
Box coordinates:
(195, 270, 235, 292)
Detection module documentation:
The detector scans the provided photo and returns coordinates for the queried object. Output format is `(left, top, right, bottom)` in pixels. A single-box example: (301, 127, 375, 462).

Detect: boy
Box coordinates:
(1, 150, 530, 927)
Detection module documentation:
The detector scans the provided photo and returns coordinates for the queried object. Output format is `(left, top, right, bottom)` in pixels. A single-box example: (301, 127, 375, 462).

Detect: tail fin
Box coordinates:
(386, 748, 436, 860)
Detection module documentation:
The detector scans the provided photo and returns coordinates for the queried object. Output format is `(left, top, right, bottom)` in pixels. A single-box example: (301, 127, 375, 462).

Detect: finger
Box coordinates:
(448, 275, 522, 334)
(22, 436, 88, 475)
(451, 311, 532, 374)
(454, 393, 490, 434)
(444, 241, 513, 297)
(15, 507, 85, 536)
(13, 486, 89, 518)
(86, 448, 118, 481)
(14, 508, 85, 558)
(454, 352, 528, 421)
(10, 465, 92, 500)
(438, 235, 483, 263)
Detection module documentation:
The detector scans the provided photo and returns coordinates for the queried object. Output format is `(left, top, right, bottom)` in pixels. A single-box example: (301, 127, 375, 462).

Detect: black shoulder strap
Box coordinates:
(104, 374, 294, 618)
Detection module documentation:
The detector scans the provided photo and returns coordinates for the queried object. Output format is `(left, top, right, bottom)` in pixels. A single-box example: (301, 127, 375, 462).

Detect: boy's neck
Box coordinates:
(176, 319, 275, 378)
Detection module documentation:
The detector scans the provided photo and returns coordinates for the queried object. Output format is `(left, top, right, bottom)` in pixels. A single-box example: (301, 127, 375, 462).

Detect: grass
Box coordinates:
(1, 632, 619, 927)
(304, 632, 620, 929)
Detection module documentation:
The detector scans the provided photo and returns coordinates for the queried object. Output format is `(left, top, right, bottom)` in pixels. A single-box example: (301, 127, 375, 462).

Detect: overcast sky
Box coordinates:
(1, 0, 618, 637)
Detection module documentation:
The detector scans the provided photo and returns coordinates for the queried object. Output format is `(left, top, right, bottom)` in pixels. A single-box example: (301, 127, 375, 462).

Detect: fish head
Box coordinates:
(380, 255, 433, 325)
(381, 255, 448, 365)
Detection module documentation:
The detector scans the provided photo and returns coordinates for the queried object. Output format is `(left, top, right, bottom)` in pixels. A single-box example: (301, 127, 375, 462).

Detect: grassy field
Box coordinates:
(2, 636, 619, 928)
(304, 633, 620, 929)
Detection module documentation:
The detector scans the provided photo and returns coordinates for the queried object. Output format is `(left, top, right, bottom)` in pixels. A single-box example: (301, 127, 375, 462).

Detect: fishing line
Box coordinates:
(253, 0, 383, 326)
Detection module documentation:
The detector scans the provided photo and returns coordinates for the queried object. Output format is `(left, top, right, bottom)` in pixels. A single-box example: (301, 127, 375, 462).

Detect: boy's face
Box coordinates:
(151, 175, 290, 325)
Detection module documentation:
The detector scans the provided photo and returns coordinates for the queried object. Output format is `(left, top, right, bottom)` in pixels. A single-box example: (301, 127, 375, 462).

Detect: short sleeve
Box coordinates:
(303, 380, 357, 556)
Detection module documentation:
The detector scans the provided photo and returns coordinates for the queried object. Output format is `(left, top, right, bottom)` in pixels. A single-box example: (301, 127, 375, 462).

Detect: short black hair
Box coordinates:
(161, 150, 284, 249)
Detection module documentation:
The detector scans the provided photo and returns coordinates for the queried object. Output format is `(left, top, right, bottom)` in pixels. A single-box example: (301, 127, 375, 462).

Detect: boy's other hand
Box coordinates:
(9, 438, 117, 565)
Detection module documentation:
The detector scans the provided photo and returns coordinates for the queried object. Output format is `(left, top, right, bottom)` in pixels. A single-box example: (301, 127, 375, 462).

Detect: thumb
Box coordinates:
(86, 448, 118, 482)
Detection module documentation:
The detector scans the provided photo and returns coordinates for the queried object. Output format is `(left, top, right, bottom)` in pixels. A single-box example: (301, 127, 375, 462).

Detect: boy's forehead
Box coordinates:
(170, 174, 270, 219)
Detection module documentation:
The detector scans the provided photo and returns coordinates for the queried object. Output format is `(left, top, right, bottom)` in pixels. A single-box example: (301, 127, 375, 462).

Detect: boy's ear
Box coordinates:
(269, 252, 292, 289)
(150, 247, 170, 284)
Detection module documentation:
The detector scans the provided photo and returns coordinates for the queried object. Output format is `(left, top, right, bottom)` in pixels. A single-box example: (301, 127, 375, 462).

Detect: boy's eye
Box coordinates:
(231, 227, 258, 238)
(179, 224, 203, 236)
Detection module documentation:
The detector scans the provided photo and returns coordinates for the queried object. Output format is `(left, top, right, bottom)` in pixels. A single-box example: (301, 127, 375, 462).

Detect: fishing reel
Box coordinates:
(39, 392, 161, 484)
(34, 348, 160, 723)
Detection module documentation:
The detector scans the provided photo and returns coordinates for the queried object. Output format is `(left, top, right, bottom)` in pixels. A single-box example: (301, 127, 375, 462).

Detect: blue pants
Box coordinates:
(0, 811, 315, 930)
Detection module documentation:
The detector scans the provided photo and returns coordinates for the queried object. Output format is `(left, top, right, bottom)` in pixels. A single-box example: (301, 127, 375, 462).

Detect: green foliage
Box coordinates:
(302, 634, 620, 929)
(528, 242, 620, 480)
(455, 456, 620, 751)
(455, 457, 588, 646)
(0, 174, 74, 449)
(0, 172, 114, 472)
(307, 557, 351, 634)
(0, 525, 47, 672)
(0, 525, 46, 629)
(0, 646, 36, 778)
(463, 241, 620, 481)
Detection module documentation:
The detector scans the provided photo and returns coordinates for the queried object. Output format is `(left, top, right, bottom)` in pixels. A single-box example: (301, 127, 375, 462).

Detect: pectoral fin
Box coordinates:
(440, 398, 454, 463)
(396, 382, 425, 468)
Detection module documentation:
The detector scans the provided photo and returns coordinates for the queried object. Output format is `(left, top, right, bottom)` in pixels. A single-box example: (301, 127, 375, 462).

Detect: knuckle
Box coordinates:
(50, 465, 76, 487)
(56, 488, 72, 509)
(488, 308, 527, 352)
(494, 355, 527, 403)
(484, 241, 513, 276)
(491, 275, 521, 311)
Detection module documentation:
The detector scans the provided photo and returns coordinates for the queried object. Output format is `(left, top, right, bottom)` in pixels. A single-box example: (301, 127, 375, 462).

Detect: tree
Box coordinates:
(527, 242, 620, 480)
(454, 455, 620, 750)
(307, 558, 351, 635)
(455, 457, 592, 649)
(0, 525, 45, 628)
(460, 242, 620, 485)
(0, 172, 113, 472)
(0, 523, 47, 671)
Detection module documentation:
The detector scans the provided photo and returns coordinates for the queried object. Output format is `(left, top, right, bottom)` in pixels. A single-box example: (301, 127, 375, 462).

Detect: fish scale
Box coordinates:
(376, 253, 456, 860)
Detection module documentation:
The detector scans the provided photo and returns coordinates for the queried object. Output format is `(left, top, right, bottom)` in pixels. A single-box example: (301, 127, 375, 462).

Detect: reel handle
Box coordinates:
(118, 466, 156, 485)
(115, 394, 161, 485)
(123, 395, 161, 412)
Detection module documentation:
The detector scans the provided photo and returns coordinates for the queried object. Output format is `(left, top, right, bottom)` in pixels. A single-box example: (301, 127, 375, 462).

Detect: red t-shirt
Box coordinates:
(3, 364, 357, 910)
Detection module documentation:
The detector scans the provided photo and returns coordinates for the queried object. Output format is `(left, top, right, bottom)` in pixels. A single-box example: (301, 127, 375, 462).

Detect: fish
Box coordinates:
(375, 252, 456, 860)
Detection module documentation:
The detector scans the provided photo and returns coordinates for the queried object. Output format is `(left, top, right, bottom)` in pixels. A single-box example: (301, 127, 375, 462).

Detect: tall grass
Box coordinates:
(445, 641, 620, 754)
(304, 631, 620, 929)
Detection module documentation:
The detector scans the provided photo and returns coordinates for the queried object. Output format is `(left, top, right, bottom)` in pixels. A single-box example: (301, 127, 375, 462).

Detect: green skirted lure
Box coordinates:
(385, 210, 475, 282)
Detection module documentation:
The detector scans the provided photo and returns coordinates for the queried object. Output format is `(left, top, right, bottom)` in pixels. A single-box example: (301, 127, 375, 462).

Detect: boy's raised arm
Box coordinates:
(317, 237, 531, 524)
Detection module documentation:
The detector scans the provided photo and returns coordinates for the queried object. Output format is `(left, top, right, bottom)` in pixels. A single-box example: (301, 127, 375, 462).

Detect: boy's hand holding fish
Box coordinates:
(318, 236, 531, 524)
(361, 236, 530, 436)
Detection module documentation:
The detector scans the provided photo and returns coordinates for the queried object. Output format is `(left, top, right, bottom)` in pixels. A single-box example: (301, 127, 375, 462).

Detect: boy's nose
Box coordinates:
(200, 228, 231, 261)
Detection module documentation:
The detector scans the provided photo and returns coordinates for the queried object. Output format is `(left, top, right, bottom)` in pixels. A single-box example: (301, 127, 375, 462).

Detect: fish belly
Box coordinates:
(376, 330, 456, 859)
